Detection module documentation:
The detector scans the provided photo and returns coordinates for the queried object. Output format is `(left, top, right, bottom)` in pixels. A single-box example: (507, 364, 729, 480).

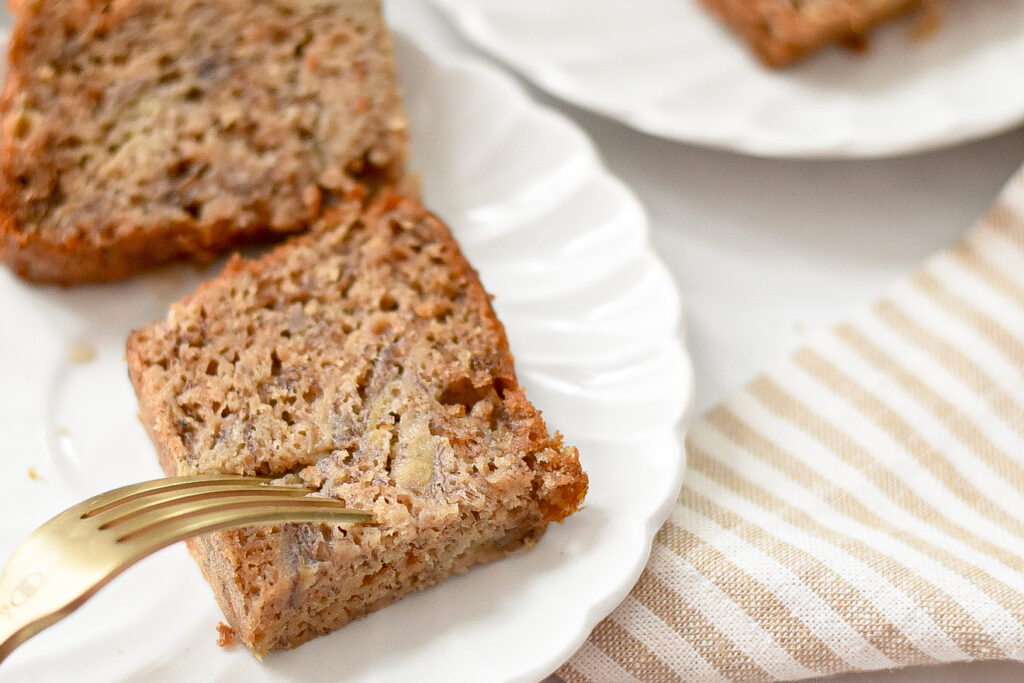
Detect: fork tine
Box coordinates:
(116, 502, 374, 561)
(79, 475, 290, 518)
(90, 484, 316, 529)
(113, 496, 374, 543)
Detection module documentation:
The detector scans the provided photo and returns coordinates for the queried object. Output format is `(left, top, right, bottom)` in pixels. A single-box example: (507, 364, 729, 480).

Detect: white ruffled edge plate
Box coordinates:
(430, 0, 1024, 158)
(0, 28, 692, 683)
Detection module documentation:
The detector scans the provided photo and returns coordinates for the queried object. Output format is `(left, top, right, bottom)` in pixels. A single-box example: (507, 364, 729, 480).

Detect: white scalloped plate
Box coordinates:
(431, 0, 1024, 158)
(0, 29, 691, 683)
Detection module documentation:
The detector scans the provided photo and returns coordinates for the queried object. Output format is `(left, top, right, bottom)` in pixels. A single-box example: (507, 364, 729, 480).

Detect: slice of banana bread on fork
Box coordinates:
(0, 0, 408, 284)
(126, 191, 588, 656)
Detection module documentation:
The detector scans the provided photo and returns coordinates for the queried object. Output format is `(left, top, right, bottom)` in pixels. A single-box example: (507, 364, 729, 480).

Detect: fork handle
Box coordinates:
(0, 531, 116, 668)
(0, 567, 85, 665)
(0, 510, 374, 665)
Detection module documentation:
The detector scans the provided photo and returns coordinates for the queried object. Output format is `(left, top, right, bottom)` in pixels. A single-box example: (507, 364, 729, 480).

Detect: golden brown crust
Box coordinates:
(0, 212, 279, 284)
(127, 191, 587, 655)
(0, 0, 408, 284)
(698, 0, 923, 67)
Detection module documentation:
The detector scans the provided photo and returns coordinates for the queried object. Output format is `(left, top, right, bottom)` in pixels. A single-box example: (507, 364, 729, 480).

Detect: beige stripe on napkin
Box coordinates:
(558, 168, 1024, 682)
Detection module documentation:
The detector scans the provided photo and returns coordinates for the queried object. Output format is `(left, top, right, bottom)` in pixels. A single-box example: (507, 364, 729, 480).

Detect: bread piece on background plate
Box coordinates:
(0, 0, 408, 283)
(698, 0, 924, 67)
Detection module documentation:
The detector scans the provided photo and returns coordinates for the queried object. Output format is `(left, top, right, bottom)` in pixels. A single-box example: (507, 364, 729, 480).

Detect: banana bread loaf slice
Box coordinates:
(699, 0, 924, 67)
(126, 191, 588, 656)
(0, 0, 408, 284)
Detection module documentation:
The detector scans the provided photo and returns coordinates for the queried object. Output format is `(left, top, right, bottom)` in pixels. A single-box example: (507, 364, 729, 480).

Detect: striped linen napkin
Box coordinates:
(557, 167, 1024, 683)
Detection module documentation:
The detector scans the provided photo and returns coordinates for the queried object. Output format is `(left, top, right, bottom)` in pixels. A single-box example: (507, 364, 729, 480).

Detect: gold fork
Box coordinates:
(0, 475, 374, 665)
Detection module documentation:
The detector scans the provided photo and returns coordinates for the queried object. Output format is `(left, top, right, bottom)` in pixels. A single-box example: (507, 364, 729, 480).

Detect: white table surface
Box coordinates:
(387, 2, 1024, 680)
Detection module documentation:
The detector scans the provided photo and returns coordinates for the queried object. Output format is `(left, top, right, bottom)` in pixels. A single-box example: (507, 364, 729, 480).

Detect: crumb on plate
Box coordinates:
(68, 342, 97, 365)
(216, 622, 237, 648)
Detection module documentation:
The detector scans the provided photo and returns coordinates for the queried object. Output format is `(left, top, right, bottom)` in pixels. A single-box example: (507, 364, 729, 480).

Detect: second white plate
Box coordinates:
(431, 0, 1024, 158)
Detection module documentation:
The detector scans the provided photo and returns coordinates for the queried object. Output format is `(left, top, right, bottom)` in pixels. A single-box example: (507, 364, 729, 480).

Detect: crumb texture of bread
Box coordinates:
(0, 0, 408, 283)
(126, 193, 588, 655)
(698, 0, 924, 67)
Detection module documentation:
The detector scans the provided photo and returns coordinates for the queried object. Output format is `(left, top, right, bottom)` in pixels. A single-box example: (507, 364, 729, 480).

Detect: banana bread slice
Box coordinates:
(0, 0, 408, 284)
(126, 191, 588, 656)
(699, 0, 924, 67)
